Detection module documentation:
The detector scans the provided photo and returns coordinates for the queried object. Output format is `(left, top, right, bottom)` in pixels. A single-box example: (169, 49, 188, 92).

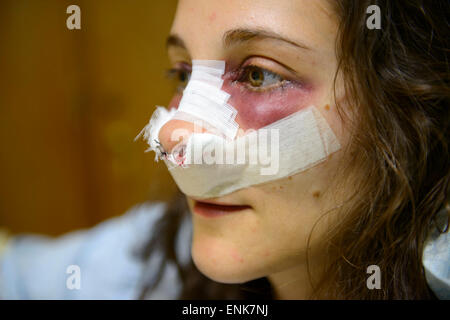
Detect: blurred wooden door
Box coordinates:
(0, 0, 178, 236)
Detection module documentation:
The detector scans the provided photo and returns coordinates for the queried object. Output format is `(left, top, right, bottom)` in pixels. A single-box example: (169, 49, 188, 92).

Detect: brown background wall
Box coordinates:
(0, 0, 178, 236)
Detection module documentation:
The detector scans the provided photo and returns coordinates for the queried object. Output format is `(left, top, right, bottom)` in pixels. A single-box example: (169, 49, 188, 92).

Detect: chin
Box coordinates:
(191, 235, 264, 284)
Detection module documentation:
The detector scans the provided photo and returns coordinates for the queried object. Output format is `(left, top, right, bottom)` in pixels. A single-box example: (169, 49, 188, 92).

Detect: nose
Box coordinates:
(158, 118, 208, 154)
(158, 119, 191, 153)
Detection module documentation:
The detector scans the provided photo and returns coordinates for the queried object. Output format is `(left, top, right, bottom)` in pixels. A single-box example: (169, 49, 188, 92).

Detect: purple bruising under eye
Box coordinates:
(222, 78, 313, 130)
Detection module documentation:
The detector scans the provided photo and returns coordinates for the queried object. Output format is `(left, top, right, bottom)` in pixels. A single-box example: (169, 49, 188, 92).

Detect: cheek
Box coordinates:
(223, 82, 314, 130)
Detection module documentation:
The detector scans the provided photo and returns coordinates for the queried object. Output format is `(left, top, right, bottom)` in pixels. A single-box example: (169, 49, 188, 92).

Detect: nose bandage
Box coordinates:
(136, 60, 341, 198)
(173, 60, 239, 139)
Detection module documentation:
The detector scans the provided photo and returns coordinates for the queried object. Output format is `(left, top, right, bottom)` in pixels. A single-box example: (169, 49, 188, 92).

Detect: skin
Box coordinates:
(160, 0, 354, 299)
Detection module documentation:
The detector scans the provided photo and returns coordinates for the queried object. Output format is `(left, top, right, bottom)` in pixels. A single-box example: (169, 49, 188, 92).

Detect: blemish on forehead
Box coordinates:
(324, 104, 330, 111)
(312, 190, 321, 198)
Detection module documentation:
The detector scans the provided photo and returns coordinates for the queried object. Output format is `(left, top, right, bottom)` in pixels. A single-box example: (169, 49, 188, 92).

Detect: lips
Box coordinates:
(193, 200, 252, 218)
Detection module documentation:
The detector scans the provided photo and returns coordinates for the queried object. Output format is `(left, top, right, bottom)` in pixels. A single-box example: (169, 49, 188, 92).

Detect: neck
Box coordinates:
(267, 252, 327, 300)
(268, 265, 314, 299)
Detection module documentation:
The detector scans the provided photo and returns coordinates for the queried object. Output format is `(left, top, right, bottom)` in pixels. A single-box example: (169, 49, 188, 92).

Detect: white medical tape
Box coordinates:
(163, 105, 341, 198)
(191, 59, 226, 72)
(134, 59, 238, 160)
(134, 106, 177, 161)
(174, 60, 239, 139)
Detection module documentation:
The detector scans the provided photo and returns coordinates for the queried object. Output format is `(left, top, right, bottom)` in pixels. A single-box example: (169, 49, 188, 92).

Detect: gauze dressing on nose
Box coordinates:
(136, 60, 341, 198)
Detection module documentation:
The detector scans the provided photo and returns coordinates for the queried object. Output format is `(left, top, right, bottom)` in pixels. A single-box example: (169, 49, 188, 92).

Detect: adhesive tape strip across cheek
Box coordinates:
(166, 105, 341, 198)
(136, 59, 341, 198)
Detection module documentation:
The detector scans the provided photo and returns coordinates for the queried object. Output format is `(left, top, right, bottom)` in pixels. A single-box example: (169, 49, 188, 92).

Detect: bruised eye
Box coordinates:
(242, 66, 284, 89)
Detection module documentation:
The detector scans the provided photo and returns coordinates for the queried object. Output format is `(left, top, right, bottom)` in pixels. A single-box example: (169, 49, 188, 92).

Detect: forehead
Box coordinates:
(170, 0, 338, 57)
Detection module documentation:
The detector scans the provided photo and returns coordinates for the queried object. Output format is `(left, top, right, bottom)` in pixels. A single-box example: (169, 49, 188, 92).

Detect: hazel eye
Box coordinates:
(248, 67, 264, 87)
(242, 66, 284, 89)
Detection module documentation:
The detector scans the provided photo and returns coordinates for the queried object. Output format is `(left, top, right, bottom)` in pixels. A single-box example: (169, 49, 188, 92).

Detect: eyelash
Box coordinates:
(166, 68, 191, 92)
(166, 64, 292, 93)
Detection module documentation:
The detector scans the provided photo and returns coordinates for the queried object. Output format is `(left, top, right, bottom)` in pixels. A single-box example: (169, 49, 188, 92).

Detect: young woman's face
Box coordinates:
(166, 0, 351, 292)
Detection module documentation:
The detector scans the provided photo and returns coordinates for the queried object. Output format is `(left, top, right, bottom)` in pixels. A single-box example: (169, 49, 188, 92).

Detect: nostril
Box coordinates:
(158, 119, 196, 154)
(172, 143, 187, 165)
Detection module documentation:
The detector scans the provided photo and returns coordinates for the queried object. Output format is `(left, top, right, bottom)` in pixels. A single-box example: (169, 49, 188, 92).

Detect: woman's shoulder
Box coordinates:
(0, 201, 184, 299)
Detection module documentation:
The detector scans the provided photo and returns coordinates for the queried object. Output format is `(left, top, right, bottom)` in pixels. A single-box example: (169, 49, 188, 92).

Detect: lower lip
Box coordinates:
(193, 201, 251, 218)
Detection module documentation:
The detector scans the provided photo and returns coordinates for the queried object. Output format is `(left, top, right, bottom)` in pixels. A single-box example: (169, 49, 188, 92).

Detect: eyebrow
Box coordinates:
(222, 28, 311, 51)
(166, 27, 311, 51)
